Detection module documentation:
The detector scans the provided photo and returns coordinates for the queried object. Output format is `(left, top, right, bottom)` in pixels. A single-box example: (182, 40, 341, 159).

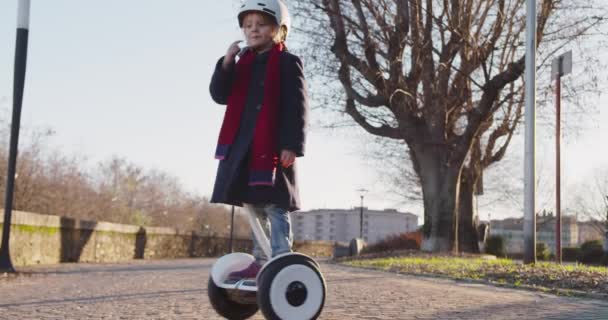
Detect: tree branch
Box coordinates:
(345, 98, 402, 139)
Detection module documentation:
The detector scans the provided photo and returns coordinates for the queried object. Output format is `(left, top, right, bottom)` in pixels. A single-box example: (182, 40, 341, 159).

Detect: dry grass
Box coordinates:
(341, 251, 608, 297)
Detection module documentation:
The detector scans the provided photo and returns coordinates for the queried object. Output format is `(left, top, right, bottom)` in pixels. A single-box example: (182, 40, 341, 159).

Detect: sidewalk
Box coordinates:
(0, 258, 606, 319)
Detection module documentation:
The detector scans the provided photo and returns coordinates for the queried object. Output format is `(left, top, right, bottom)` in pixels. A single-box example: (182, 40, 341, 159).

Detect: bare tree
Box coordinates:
(570, 167, 608, 236)
(0, 112, 242, 236)
(290, 0, 606, 251)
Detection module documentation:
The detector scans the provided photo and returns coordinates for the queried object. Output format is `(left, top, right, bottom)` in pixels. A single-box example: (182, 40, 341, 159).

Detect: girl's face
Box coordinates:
(242, 13, 278, 52)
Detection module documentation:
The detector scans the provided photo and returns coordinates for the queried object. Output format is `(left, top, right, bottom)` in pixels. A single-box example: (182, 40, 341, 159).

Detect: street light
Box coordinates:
(523, 0, 537, 265)
(356, 189, 368, 239)
(0, 0, 32, 273)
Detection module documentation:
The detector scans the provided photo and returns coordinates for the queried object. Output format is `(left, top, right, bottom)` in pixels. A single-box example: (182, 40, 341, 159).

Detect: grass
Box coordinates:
(341, 253, 608, 297)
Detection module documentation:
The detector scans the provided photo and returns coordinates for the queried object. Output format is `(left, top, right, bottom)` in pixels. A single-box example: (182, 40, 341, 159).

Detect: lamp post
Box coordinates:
(523, 0, 537, 265)
(1, 0, 32, 273)
(356, 189, 368, 239)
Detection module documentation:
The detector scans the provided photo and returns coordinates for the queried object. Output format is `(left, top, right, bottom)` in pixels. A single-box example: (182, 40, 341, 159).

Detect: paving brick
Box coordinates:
(0, 259, 606, 319)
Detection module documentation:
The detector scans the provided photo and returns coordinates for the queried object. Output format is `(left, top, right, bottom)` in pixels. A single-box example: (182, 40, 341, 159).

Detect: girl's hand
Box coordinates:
(222, 40, 242, 70)
(280, 150, 296, 168)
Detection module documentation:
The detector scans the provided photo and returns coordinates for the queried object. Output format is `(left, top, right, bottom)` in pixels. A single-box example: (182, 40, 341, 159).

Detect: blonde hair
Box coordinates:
(274, 25, 288, 44)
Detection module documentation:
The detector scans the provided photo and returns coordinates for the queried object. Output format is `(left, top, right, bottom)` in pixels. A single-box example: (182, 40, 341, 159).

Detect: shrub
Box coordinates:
(361, 232, 420, 254)
(562, 247, 581, 262)
(536, 242, 550, 261)
(579, 240, 604, 264)
(485, 235, 507, 257)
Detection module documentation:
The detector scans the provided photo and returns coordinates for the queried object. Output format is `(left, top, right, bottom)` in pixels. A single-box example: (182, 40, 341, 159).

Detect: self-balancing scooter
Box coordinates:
(208, 208, 326, 319)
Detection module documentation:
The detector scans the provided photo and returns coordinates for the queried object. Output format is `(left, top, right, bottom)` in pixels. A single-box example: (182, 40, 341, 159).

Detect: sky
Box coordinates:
(1, 1, 607, 223)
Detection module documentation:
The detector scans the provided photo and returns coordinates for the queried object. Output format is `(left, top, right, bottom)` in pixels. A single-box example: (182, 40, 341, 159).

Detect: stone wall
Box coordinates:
(0, 211, 335, 267)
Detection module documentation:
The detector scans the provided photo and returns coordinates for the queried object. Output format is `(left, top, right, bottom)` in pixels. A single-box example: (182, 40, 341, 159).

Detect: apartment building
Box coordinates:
(489, 213, 578, 254)
(292, 208, 418, 244)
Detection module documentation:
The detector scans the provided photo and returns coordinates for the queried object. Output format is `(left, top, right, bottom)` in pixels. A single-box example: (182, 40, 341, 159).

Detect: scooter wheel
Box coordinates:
(257, 255, 326, 320)
(207, 276, 259, 319)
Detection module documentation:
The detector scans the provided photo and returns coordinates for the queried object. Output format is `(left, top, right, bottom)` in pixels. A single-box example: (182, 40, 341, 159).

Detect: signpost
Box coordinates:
(552, 51, 572, 264)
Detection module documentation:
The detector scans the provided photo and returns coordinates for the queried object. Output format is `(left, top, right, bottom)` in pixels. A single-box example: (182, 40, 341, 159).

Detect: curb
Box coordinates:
(328, 260, 608, 301)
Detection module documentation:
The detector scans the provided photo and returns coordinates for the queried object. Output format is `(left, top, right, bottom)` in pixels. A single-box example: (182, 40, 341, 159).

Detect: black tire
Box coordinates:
(257, 255, 326, 320)
(207, 276, 259, 320)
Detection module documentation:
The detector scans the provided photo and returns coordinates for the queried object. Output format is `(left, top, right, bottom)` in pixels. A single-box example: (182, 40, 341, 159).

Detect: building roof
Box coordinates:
(490, 214, 578, 231)
(301, 208, 418, 218)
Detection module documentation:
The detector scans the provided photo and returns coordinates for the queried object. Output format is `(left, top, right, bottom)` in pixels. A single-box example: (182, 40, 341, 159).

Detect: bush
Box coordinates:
(562, 247, 581, 262)
(485, 235, 507, 257)
(361, 232, 420, 254)
(536, 242, 550, 261)
(579, 240, 604, 264)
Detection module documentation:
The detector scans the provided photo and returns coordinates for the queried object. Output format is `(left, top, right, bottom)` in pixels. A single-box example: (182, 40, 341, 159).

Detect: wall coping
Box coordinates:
(1, 210, 216, 237)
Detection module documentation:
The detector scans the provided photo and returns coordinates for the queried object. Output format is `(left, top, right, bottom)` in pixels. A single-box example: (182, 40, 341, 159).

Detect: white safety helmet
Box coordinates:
(238, 0, 291, 39)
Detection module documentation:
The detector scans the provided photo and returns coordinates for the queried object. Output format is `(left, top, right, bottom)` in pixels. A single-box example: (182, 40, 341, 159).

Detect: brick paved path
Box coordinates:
(0, 258, 607, 319)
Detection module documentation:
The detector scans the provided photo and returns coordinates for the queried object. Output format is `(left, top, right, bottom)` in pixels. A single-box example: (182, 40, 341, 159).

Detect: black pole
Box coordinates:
(229, 206, 235, 253)
(1, 0, 31, 273)
(605, 196, 608, 254)
(605, 196, 608, 229)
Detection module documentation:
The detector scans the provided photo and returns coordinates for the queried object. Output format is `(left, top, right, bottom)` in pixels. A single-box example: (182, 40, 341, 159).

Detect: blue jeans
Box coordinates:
(244, 203, 293, 263)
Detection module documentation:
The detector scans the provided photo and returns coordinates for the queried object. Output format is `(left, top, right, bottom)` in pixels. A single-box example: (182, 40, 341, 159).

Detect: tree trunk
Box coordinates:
(414, 145, 462, 252)
(458, 169, 480, 253)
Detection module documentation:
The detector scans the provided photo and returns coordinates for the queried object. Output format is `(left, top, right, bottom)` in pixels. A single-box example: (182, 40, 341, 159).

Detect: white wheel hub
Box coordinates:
(269, 264, 324, 320)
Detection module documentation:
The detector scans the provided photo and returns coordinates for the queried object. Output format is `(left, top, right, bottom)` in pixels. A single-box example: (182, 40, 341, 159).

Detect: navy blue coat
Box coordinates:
(209, 50, 309, 212)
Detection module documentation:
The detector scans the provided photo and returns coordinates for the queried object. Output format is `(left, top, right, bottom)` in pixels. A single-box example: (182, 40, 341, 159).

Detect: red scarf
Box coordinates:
(215, 43, 283, 186)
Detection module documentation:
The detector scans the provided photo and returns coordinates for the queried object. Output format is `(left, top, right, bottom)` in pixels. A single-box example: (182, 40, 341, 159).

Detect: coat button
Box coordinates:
(256, 104, 262, 110)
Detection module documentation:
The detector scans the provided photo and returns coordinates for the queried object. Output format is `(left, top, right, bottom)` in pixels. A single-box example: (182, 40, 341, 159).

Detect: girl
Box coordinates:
(209, 0, 309, 280)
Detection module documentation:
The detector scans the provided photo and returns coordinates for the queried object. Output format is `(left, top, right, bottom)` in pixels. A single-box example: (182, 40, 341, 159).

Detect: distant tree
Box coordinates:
(0, 106, 244, 236)
(571, 167, 608, 236)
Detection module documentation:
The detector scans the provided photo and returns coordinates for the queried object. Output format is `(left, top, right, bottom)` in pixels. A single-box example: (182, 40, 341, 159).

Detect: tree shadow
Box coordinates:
(59, 217, 96, 263)
(0, 288, 207, 308)
(187, 230, 199, 257)
(22, 263, 208, 276)
(427, 300, 608, 319)
(134, 227, 146, 259)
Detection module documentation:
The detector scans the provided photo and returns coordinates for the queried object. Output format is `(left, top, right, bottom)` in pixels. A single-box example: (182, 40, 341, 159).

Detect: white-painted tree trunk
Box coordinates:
(414, 146, 462, 252)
